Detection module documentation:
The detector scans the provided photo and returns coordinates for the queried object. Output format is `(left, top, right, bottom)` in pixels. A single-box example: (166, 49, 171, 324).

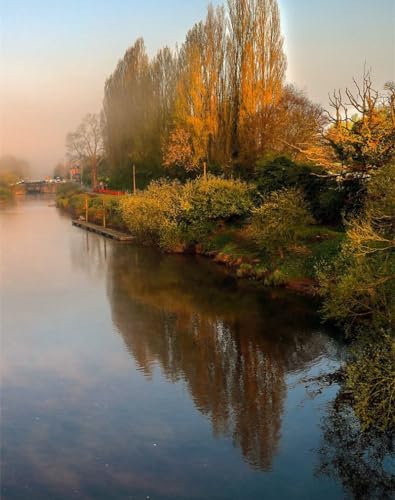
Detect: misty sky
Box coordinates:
(1, 0, 394, 176)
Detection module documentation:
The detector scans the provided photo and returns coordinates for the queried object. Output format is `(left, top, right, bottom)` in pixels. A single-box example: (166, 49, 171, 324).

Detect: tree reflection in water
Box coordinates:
(106, 245, 337, 471)
(317, 395, 395, 500)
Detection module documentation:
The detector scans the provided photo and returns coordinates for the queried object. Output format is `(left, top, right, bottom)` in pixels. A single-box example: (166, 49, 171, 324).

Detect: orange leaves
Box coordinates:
(163, 128, 199, 171)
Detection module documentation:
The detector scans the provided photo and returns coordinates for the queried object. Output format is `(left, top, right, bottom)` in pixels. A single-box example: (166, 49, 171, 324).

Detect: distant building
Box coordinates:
(69, 165, 81, 182)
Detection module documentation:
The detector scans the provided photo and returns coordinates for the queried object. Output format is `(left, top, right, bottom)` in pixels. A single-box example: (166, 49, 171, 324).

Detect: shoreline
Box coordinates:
(64, 204, 321, 297)
(55, 186, 344, 299)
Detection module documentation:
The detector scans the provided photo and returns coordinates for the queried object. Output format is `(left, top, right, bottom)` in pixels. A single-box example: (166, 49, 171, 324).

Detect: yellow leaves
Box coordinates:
(119, 176, 253, 251)
(325, 75, 395, 172)
(163, 127, 199, 171)
(105, 0, 291, 172)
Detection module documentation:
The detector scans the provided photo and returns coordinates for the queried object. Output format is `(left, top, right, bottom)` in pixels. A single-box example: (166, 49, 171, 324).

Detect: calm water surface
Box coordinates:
(1, 197, 346, 499)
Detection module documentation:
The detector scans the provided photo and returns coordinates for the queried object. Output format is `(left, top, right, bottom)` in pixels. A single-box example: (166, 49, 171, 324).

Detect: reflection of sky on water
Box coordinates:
(1, 198, 344, 499)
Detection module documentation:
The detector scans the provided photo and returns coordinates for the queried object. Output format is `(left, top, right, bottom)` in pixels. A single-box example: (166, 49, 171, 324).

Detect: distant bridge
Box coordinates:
(16, 181, 58, 194)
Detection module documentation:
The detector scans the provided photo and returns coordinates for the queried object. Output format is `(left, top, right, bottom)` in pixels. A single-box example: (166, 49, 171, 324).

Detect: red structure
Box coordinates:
(93, 188, 126, 196)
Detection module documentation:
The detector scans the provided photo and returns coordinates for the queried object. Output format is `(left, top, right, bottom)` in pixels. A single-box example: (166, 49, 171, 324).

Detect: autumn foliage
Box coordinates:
(101, 0, 327, 180)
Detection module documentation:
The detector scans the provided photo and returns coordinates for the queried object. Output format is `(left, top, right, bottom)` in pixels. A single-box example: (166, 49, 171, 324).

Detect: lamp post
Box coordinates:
(132, 163, 136, 195)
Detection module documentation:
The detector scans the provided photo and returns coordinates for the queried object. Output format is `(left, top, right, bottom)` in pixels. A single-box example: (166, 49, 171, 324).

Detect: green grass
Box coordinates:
(201, 222, 345, 288)
(57, 186, 346, 290)
(56, 191, 127, 231)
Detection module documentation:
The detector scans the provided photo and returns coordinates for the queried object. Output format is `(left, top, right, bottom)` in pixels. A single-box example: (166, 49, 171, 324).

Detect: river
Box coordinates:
(1, 197, 346, 499)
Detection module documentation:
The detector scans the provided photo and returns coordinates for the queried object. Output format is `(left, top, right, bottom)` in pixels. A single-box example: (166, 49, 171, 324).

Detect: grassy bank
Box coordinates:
(200, 223, 344, 293)
(57, 180, 344, 294)
(58, 169, 394, 435)
(118, 177, 346, 294)
(56, 183, 126, 231)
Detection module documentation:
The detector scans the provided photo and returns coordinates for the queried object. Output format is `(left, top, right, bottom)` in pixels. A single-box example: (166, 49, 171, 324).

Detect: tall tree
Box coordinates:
(165, 5, 227, 176)
(53, 161, 69, 179)
(227, 0, 287, 168)
(103, 0, 328, 182)
(103, 39, 177, 186)
(150, 46, 178, 149)
(66, 113, 103, 189)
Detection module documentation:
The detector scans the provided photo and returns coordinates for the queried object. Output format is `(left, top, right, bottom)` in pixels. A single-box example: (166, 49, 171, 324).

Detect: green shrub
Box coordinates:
(119, 180, 183, 247)
(264, 269, 287, 286)
(57, 189, 125, 230)
(119, 176, 253, 251)
(179, 176, 252, 242)
(366, 161, 395, 235)
(249, 188, 314, 256)
(56, 183, 84, 214)
(254, 156, 346, 224)
(317, 163, 395, 335)
(317, 249, 395, 334)
(56, 182, 82, 198)
(69, 194, 85, 211)
(346, 337, 395, 431)
(182, 176, 253, 222)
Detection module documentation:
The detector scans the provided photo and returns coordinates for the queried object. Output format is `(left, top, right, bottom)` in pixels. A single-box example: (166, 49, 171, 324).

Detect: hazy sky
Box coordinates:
(1, 0, 394, 175)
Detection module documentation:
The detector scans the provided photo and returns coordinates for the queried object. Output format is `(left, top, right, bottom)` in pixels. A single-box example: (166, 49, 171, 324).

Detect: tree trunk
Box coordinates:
(91, 157, 98, 190)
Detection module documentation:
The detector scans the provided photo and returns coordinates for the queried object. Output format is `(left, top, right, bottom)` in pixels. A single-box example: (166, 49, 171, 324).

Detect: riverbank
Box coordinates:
(56, 182, 344, 295)
(194, 224, 343, 295)
(56, 184, 126, 231)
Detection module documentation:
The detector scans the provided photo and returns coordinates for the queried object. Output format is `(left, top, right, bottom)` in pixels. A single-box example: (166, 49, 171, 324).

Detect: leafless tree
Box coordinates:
(66, 113, 103, 189)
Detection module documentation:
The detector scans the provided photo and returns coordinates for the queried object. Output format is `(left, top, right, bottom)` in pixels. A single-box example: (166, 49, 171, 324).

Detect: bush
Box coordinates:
(317, 163, 395, 335)
(249, 188, 314, 256)
(56, 183, 84, 214)
(180, 176, 253, 242)
(317, 248, 395, 334)
(57, 188, 126, 230)
(346, 337, 395, 431)
(182, 176, 253, 221)
(119, 176, 253, 251)
(56, 182, 82, 198)
(119, 180, 183, 247)
(264, 269, 287, 286)
(254, 156, 346, 224)
(366, 162, 395, 235)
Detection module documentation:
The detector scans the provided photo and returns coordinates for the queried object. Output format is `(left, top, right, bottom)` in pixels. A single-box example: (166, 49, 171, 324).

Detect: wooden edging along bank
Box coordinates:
(71, 220, 134, 242)
(71, 217, 317, 295)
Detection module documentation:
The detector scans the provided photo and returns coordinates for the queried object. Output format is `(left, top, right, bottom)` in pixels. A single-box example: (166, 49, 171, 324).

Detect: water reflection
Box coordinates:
(107, 245, 337, 471)
(1, 199, 344, 499)
(70, 229, 109, 280)
(318, 396, 395, 499)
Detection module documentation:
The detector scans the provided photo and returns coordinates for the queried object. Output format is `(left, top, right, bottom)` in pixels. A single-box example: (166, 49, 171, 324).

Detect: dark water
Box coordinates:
(1, 197, 346, 499)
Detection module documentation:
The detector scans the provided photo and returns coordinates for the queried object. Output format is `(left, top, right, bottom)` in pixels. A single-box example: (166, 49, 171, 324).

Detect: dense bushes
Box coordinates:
(120, 180, 183, 248)
(317, 163, 395, 335)
(254, 156, 347, 224)
(318, 249, 395, 334)
(56, 183, 84, 214)
(56, 182, 83, 199)
(56, 184, 125, 230)
(119, 176, 253, 251)
(249, 188, 314, 256)
(345, 336, 395, 431)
